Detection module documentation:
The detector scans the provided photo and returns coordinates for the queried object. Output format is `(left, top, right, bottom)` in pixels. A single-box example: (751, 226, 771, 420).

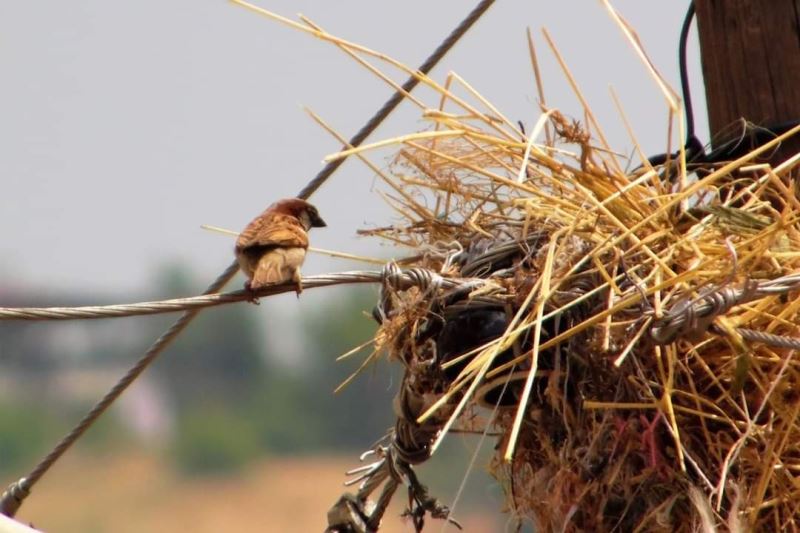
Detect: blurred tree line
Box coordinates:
(0, 262, 396, 476)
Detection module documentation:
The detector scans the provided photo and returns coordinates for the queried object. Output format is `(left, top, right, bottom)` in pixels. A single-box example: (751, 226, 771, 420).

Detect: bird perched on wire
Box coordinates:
(235, 198, 326, 300)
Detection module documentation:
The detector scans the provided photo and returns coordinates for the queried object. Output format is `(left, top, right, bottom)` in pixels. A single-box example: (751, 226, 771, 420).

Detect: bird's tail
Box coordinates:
(251, 256, 284, 289)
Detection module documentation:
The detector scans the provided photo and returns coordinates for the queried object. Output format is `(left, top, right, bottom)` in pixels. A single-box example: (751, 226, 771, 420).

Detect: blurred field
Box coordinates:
(17, 451, 500, 532)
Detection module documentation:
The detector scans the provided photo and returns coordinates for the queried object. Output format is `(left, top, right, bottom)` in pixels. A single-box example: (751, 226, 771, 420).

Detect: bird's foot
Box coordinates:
(244, 281, 261, 305)
(295, 279, 303, 298)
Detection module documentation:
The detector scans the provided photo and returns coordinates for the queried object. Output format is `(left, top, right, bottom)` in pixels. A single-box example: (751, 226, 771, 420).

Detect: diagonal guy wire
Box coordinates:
(0, 0, 496, 518)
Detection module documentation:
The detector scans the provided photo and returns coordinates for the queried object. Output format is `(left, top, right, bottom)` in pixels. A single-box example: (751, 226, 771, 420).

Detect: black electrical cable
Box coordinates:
(647, 1, 702, 167)
(647, 1, 799, 171)
(677, 2, 705, 160)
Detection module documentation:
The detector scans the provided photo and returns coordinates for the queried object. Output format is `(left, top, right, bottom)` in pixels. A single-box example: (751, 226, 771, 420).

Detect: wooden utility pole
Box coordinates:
(694, 0, 800, 162)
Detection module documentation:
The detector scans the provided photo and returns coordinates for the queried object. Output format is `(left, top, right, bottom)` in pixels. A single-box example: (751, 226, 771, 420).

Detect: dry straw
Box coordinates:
(309, 5, 800, 532)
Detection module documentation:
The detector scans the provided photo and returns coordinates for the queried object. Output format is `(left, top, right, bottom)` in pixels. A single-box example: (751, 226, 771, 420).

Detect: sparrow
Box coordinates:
(235, 198, 326, 300)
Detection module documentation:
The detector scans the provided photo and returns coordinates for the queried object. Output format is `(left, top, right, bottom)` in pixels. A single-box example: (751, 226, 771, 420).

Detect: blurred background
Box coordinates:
(0, 1, 706, 531)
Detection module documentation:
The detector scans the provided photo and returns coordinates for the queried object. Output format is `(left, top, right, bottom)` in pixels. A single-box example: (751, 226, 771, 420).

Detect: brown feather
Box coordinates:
(235, 211, 309, 251)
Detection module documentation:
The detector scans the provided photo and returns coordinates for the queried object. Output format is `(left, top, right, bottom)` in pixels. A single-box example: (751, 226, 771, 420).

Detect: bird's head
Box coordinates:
(270, 198, 327, 230)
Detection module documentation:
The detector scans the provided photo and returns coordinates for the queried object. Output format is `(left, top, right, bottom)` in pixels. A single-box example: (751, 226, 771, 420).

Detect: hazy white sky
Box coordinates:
(0, 1, 705, 297)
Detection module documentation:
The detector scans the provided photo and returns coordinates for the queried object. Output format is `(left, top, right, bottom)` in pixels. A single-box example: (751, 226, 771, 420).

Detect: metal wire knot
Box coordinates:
(0, 479, 30, 517)
(650, 280, 760, 344)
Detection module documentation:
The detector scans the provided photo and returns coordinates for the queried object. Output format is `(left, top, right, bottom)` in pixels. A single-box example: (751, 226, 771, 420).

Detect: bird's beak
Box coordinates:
(311, 213, 327, 228)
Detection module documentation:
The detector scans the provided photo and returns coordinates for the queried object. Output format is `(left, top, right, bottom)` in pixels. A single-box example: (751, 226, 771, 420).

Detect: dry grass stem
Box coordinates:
(268, 3, 800, 529)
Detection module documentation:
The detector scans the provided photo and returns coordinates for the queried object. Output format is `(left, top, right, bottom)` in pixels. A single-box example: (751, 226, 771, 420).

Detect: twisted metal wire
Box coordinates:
(650, 272, 800, 349)
(0, 480, 29, 521)
(0, 270, 470, 322)
(730, 327, 800, 351)
(649, 280, 759, 344)
(329, 285, 464, 532)
(0, 272, 372, 321)
(0, 0, 497, 517)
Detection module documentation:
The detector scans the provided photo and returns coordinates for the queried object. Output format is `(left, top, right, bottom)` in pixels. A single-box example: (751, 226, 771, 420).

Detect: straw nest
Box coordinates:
(333, 83, 800, 530)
